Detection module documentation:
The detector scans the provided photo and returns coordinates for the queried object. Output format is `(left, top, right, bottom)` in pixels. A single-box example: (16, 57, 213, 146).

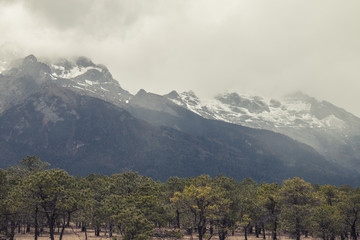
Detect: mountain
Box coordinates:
(164, 90, 360, 173)
(0, 83, 355, 185)
(0, 82, 215, 178)
(1, 82, 245, 179)
(0, 54, 132, 112)
(48, 56, 132, 105)
(0, 55, 53, 113)
(125, 89, 359, 184)
(0, 54, 358, 185)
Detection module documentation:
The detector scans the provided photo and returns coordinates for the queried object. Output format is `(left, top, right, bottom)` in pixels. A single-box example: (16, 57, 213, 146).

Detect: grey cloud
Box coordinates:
(23, 0, 95, 30)
(9, 0, 158, 38)
(0, 0, 359, 116)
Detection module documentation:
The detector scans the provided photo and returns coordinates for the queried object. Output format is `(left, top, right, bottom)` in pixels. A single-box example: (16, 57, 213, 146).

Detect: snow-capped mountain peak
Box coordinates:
(0, 55, 132, 113)
(43, 56, 133, 105)
(165, 89, 360, 172)
(50, 57, 110, 80)
(166, 90, 359, 131)
(165, 90, 360, 172)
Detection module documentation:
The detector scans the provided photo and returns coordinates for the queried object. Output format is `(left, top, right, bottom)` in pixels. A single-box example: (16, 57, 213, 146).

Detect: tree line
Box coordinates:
(0, 156, 360, 240)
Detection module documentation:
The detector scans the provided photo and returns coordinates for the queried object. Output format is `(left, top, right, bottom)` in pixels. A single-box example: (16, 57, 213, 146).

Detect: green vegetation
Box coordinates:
(1, 156, 360, 240)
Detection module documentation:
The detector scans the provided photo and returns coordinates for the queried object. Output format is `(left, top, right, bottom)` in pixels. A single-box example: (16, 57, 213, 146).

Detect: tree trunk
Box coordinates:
(49, 217, 56, 240)
(9, 220, 16, 240)
(59, 225, 66, 240)
(49, 225, 55, 240)
(84, 226, 88, 240)
(95, 227, 100, 236)
(207, 221, 215, 240)
(109, 224, 113, 237)
(322, 230, 326, 240)
(66, 211, 71, 227)
(196, 211, 207, 240)
(255, 225, 260, 238)
(351, 222, 357, 240)
(262, 223, 266, 239)
(295, 217, 301, 240)
(176, 209, 181, 228)
(34, 205, 39, 240)
(187, 227, 194, 240)
(198, 219, 206, 240)
(244, 227, 248, 240)
(59, 213, 66, 240)
(219, 230, 228, 240)
(272, 218, 277, 240)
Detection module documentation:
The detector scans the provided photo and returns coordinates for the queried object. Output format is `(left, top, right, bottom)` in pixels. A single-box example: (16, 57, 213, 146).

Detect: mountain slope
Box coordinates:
(0, 80, 355, 184)
(165, 90, 360, 173)
(0, 83, 246, 180)
(0, 55, 358, 185)
(126, 89, 358, 184)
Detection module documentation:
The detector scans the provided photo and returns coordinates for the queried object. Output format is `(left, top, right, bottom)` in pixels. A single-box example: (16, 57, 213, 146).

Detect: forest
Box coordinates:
(1, 156, 360, 240)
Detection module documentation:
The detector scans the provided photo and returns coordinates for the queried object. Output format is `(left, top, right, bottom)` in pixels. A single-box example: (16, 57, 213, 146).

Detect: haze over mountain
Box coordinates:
(0, 55, 359, 186)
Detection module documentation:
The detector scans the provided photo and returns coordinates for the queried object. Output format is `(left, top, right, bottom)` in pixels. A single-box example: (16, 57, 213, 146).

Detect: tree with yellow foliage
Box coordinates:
(171, 175, 230, 240)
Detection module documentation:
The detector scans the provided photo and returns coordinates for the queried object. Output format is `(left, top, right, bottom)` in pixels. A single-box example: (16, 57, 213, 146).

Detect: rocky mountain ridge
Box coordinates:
(0, 54, 359, 184)
(165, 90, 360, 172)
(0, 82, 356, 185)
(0, 54, 132, 113)
(48, 56, 132, 105)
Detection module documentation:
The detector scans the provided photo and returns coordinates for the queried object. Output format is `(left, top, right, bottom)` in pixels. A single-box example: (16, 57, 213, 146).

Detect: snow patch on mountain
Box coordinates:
(51, 65, 104, 79)
(43, 57, 133, 105)
(165, 90, 360, 173)
(322, 115, 346, 129)
(166, 91, 352, 131)
(85, 80, 94, 86)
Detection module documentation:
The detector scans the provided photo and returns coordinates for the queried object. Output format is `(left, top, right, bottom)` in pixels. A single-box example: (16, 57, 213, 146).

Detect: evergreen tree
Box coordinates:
(279, 177, 316, 240)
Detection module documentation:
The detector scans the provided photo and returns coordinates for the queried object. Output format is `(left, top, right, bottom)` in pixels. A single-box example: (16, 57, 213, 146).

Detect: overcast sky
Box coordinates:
(0, 0, 360, 116)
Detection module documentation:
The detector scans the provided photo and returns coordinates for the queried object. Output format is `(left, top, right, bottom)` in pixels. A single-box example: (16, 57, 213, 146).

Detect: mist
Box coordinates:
(1, 0, 359, 116)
